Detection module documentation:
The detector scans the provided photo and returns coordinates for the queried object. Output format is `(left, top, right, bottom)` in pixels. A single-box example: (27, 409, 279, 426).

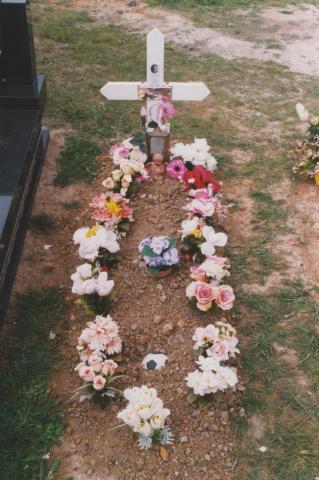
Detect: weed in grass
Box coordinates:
(55, 136, 100, 186)
(30, 213, 56, 233)
(0, 288, 65, 480)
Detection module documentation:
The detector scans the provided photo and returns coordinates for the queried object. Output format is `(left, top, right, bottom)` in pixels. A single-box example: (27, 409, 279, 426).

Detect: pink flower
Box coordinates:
(188, 186, 213, 199)
(93, 375, 106, 391)
(190, 265, 206, 282)
(76, 364, 95, 382)
(88, 353, 103, 372)
(186, 281, 218, 312)
(105, 333, 122, 355)
(192, 325, 219, 349)
(216, 285, 235, 310)
(102, 177, 116, 190)
(166, 159, 187, 181)
(157, 99, 176, 123)
(102, 359, 118, 376)
(185, 197, 219, 217)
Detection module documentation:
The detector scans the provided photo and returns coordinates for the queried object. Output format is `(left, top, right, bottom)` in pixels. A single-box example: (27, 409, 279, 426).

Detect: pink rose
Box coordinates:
(216, 285, 235, 310)
(93, 375, 106, 391)
(185, 198, 217, 218)
(102, 359, 118, 376)
(195, 282, 217, 312)
(190, 265, 206, 282)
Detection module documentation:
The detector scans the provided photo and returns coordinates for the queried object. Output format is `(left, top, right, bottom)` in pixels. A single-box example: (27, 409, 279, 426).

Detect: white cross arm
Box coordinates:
(170, 82, 210, 101)
(100, 82, 140, 100)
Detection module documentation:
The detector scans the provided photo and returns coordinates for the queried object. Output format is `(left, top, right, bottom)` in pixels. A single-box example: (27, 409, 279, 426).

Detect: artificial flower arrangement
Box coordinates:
(105, 134, 149, 197)
(192, 322, 239, 362)
(184, 188, 223, 222)
(171, 138, 217, 172)
(190, 256, 230, 283)
(90, 191, 134, 234)
(185, 355, 238, 400)
(71, 263, 115, 315)
(180, 219, 227, 260)
(74, 314, 122, 406)
(183, 165, 222, 193)
(117, 385, 173, 449)
(73, 224, 121, 268)
(292, 103, 319, 183)
(138, 235, 179, 278)
(186, 281, 235, 312)
(186, 323, 239, 401)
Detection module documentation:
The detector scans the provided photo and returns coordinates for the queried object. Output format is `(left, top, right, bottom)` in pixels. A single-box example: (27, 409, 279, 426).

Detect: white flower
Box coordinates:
(200, 258, 229, 282)
(200, 225, 227, 256)
(296, 102, 309, 122)
(134, 419, 152, 437)
(206, 154, 217, 172)
(150, 409, 170, 429)
(196, 355, 221, 372)
(180, 217, 201, 239)
(117, 405, 140, 428)
(194, 138, 210, 152)
(130, 146, 147, 164)
(112, 169, 122, 182)
(120, 187, 128, 197)
(73, 225, 120, 261)
(76, 263, 93, 279)
(185, 370, 208, 396)
(96, 271, 114, 297)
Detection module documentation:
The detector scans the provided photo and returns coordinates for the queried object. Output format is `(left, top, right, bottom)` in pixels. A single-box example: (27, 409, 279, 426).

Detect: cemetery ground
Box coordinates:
(1, 1, 319, 479)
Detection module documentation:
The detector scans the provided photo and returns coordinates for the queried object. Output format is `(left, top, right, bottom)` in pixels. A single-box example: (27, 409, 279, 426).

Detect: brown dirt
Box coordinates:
(46, 0, 319, 77)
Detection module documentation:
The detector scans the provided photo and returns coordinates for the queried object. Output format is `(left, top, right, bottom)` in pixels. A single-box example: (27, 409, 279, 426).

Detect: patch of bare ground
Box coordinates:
(45, 0, 319, 77)
(274, 180, 319, 295)
(273, 342, 310, 387)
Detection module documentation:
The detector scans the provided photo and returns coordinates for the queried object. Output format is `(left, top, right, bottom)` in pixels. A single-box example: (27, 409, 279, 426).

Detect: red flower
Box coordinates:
(183, 166, 222, 193)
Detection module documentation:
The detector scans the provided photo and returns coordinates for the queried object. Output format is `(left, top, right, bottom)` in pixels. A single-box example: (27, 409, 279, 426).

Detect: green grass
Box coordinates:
(55, 136, 100, 186)
(235, 283, 319, 479)
(30, 213, 56, 233)
(0, 288, 65, 480)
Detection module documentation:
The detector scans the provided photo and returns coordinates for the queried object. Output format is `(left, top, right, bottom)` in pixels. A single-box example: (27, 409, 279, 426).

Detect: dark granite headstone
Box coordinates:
(0, 0, 49, 324)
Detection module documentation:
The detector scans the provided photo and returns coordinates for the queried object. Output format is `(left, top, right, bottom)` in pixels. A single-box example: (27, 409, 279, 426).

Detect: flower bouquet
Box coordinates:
(138, 235, 179, 278)
(74, 315, 123, 406)
(73, 224, 121, 268)
(186, 281, 235, 312)
(183, 166, 222, 193)
(105, 134, 149, 197)
(71, 263, 115, 315)
(117, 385, 173, 449)
(185, 355, 238, 401)
(180, 220, 227, 260)
(293, 103, 319, 182)
(90, 192, 133, 234)
(192, 322, 239, 361)
(171, 138, 217, 172)
(190, 256, 230, 283)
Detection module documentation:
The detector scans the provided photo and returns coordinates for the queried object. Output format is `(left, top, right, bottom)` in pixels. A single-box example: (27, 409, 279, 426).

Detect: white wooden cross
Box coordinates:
(100, 28, 210, 114)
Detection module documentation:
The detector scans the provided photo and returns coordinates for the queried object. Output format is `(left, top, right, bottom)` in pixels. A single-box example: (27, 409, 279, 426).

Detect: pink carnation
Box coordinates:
(93, 375, 106, 391)
(166, 159, 187, 181)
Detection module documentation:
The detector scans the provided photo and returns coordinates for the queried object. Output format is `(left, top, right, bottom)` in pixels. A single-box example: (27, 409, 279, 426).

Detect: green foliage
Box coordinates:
(0, 288, 65, 480)
(55, 136, 100, 186)
(30, 213, 56, 233)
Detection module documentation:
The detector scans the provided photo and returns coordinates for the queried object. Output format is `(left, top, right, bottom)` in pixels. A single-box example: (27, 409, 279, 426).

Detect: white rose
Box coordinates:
(112, 169, 122, 182)
(77, 263, 93, 279)
(96, 272, 114, 296)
